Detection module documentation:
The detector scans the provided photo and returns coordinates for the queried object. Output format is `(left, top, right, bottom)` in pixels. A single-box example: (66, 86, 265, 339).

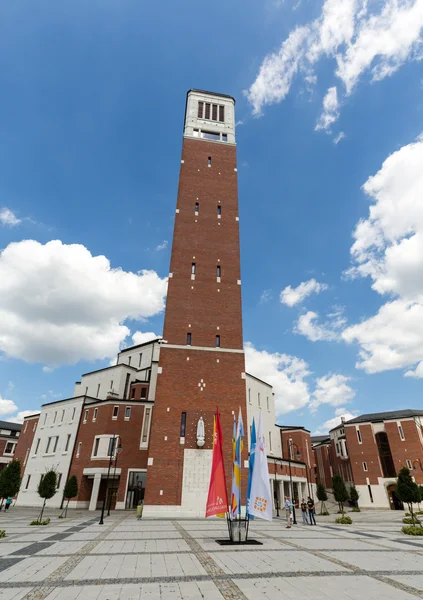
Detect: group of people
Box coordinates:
(283, 496, 316, 527)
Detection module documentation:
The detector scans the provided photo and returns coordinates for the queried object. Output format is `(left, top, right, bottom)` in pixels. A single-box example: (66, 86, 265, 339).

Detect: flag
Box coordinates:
(206, 410, 229, 518)
(230, 408, 244, 518)
(248, 412, 272, 521)
(246, 417, 256, 519)
(213, 416, 225, 518)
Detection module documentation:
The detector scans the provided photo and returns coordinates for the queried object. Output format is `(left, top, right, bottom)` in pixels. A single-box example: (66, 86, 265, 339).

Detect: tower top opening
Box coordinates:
(184, 89, 236, 144)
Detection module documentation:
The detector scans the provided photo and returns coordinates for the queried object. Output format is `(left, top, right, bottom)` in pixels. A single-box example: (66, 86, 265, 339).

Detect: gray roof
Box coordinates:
(311, 435, 330, 444)
(345, 409, 423, 425)
(0, 420, 22, 432)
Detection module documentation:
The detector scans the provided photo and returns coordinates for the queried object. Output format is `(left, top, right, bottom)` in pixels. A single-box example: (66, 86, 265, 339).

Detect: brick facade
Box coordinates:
(11, 417, 37, 471)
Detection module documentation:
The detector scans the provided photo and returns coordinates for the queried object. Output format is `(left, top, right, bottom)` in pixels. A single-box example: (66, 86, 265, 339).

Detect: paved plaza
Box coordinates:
(1, 509, 423, 599)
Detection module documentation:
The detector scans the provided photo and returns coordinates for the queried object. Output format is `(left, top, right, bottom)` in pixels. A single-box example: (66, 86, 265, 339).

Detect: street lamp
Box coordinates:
(107, 440, 122, 516)
(99, 435, 118, 525)
(273, 458, 280, 517)
(287, 440, 301, 525)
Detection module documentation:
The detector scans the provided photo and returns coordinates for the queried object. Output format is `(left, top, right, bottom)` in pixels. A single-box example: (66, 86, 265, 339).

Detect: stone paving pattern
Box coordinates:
(0, 509, 423, 598)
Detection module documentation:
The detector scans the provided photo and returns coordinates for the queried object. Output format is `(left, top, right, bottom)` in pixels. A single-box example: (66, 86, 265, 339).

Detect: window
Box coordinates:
(131, 387, 135, 399)
(65, 434, 71, 452)
(107, 437, 117, 457)
(25, 474, 31, 490)
(93, 438, 100, 457)
(128, 356, 132, 366)
(24, 421, 28, 433)
(139, 353, 142, 368)
(61, 410, 65, 423)
(267, 397, 269, 411)
(216, 265, 221, 278)
(83, 409, 88, 423)
(248, 388, 251, 404)
(43, 413, 47, 426)
(53, 411, 57, 424)
(336, 443, 340, 455)
(56, 474, 62, 489)
(216, 335, 220, 348)
(147, 369, 151, 382)
(24, 449, 29, 466)
(96, 384, 100, 398)
(368, 484, 374, 503)
(362, 461, 368, 471)
(71, 407, 76, 421)
(76, 442, 82, 458)
(269, 432, 272, 451)
(46, 437, 52, 453)
(40, 474, 44, 485)
(123, 373, 131, 399)
(406, 459, 412, 469)
(110, 380, 114, 391)
(198, 101, 203, 118)
(398, 425, 405, 441)
(258, 393, 261, 407)
(93, 408, 98, 421)
(53, 436, 59, 453)
(180, 412, 187, 437)
(191, 262, 196, 275)
(34, 439, 40, 455)
(356, 428, 362, 444)
(219, 105, 225, 122)
(140, 387, 147, 399)
(142, 408, 151, 444)
(205, 103, 210, 119)
(125, 407, 131, 420)
(222, 133, 227, 142)
(187, 332, 192, 346)
(217, 205, 221, 216)
(208, 156, 212, 165)
(33, 421, 37, 432)
(212, 104, 218, 120)
(4, 442, 14, 454)
(195, 202, 199, 213)
(85, 386, 88, 395)
(112, 406, 119, 419)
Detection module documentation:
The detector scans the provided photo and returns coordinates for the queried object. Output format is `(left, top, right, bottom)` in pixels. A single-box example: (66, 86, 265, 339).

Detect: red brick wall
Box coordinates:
(385, 420, 423, 484)
(280, 430, 316, 483)
(69, 401, 149, 505)
(329, 439, 353, 483)
(314, 444, 332, 489)
(14, 417, 39, 467)
(345, 424, 382, 485)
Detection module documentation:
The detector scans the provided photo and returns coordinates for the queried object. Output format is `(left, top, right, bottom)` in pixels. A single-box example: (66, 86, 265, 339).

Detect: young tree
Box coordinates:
(0, 460, 21, 508)
(396, 467, 420, 524)
(60, 476, 78, 518)
(349, 486, 360, 508)
(37, 469, 57, 523)
(316, 483, 328, 515)
(332, 475, 349, 515)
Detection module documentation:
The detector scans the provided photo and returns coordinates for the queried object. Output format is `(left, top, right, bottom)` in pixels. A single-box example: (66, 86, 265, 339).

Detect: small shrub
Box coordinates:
(30, 518, 50, 526)
(402, 525, 423, 536)
(335, 516, 352, 524)
(0, 530, 5, 538)
(321, 510, 329, 516)
(403, 517, 421, 525)
(352, 507, 361, 512)
(337, 510, 344, 514)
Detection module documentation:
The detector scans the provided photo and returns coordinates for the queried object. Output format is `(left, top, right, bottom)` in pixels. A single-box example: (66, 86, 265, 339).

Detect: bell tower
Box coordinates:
(144, 90, 247, 516)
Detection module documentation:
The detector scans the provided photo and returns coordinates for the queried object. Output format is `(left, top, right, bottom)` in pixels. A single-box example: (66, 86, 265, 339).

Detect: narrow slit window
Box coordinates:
(128, 356, 132, 366)
(187, 332, 192, 346)
(65, 434, 71, 452)
(212, 104, 218, 121)
(113, 406, 119, 419)
(362, 461, 368, 471)
(25, 474, 31, 489)
(208, 156, 211, 166)
(205, 103, 210, 119)
(398, 425, 405, 440)
(53, 436, 59, 453)
(139, 353, 142, 367)
(219, 105, 225, 122)
(96, 383, 100, 398)
(125, 407, 131, 419)
(191, 262, 196, 275)
(140, 387, 147, 399)
(356, 428, 362, 443)
(142, 408, 151, 443)
(197, 101, 204, 118)
(180, 412, 187, 437)
(93, 408, 98, 421)
(195, 202, 199, 213)
(93, 438, 100, 457)
(216, 335, 220, 348)
(222, 133, 227, 142)
(217, 205, 221, 215)
(76, 442, 82, 458)
(216, 265, 221, 278)
(131, 387, 135, 399)
(406, 459, 412, 469)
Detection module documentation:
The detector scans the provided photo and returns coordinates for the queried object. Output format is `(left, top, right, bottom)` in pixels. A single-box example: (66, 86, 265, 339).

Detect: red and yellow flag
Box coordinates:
(206, 410, 229, 518)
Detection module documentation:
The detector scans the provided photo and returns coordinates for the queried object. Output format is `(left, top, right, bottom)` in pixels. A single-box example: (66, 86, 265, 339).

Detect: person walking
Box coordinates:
(307, 496, 316, 525)
(4, 497, 12, 511)
(300, 498, 309, 525)
(284, 496, 292, 528)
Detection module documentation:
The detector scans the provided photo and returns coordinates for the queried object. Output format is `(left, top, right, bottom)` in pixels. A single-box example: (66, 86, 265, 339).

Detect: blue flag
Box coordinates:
(246, 418, 256, 519)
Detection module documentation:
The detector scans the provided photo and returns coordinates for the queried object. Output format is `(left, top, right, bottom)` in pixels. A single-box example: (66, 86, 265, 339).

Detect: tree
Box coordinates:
(349, 486, 360, 508)
(59, 476, 78, 518)
(37, 469, 57, 523)
(332, 475, 349, 514)
(396, 467, 420, 524)
(316, 483, 328, 515)
(0, 460, 21, 507)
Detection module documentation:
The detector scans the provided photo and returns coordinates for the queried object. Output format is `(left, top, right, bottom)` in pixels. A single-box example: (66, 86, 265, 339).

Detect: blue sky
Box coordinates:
(1, 0, 423, 434)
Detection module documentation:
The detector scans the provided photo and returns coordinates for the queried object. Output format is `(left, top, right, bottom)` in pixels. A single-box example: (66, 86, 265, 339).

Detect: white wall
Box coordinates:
(17, 396, 85, 508)
(246, 374, 281, 457)
(184, 91, 236, 144)
(357, 478, 394, 509)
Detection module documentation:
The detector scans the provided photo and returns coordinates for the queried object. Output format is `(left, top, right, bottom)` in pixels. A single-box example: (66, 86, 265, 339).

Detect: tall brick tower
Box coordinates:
(144, 90, 247, 517)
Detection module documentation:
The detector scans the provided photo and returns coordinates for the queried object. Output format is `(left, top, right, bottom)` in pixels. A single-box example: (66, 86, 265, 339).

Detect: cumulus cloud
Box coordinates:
(246, 0, 423, 126)
(131, 331, 160, 345)
(0, 395, 18, 417)
(280, 278, 328, 306)
(0, 208, 21, 226)
(8, 410, 39, 424)
(259, 289, 273, 304)
(310, 373, 355, 411)
(314, 408, 358, 434)
(0, 240, 167, 366)
(244, 342, 311, 415)
(155, 240, 168, 251)
(315, 86, 339, 131)
(344, 134, 423, 377)
(295, 308, 346, 341)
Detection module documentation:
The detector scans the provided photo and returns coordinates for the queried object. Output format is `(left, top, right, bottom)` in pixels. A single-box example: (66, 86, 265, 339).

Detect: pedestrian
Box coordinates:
(300, 498, 309, 525)
(4, 497, 12, 511)
(284, 496, 292, 528)
(307, 496, 316, 525)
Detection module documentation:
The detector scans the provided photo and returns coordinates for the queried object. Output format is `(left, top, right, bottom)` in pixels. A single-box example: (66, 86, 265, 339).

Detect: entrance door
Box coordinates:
(125, 471, 147, 509)
(106, 487, 117, 511)
(387, 484, 403, 510)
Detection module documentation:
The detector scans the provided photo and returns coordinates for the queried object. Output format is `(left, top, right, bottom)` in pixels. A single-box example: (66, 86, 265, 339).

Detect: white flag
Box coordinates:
(248, 412, 272, 521)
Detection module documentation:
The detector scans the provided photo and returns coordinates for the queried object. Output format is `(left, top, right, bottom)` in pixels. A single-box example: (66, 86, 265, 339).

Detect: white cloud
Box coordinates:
(344, 133, 423, 377)
(314, 409, 357, 434)
(310, 374, 355, 411)
(315, 86, 339, 131)
(0, 240, 167, 366)
(8, 410, 38, 424)
(244, 342, 311, 416)
(0, 208, 21, 227)
(295, 311, 340, 341)
(333, 131, 345, 144)
(259, 289, 273, 304)
(246, 0, 423, 124)
(155, 240, 168, 251)
(0, 395, 18, 417)
(280, 278, 328, 306)
(131, 331, 160, 345)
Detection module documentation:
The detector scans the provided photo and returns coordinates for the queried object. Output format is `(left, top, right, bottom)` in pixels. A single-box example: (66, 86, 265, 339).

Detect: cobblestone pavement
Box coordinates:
(1, 508, 423, 599)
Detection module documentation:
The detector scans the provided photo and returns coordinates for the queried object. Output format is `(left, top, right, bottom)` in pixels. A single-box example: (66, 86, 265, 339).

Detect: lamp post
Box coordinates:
(287, 439, 301, 525)
(99, 435, 118, 525)
(273, 458, 280, 517)
(107, 440, 122, 516)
